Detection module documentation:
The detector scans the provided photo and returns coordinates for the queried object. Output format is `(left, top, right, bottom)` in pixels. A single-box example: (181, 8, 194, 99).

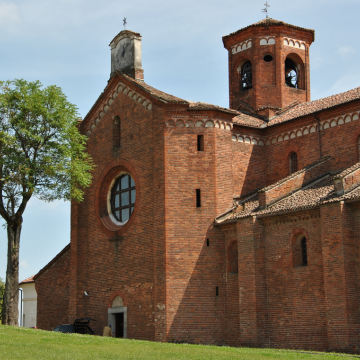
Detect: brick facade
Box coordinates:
(35, 18, 360, 353)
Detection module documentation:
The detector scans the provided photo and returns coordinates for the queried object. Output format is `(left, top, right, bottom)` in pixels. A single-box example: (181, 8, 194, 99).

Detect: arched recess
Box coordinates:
(291, 228, 309, 267)
(227, 241, 238, 274)
(235, 58, 253, 91)
(113, 116, 121, 149)
(289, 152, 298, 174)
(285, 53, 305, 90)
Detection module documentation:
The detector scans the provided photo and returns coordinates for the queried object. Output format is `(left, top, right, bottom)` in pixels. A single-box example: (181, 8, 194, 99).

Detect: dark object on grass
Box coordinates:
(53, 318, 96, 335)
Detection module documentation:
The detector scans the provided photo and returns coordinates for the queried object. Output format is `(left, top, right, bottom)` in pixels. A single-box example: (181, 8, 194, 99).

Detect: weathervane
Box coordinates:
(123, 17, 127, 30)
(262, 2, 270, 18)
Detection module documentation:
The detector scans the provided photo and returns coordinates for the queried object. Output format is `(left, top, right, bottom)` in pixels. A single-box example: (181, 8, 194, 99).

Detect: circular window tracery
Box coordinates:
(110, 174, 136, 223)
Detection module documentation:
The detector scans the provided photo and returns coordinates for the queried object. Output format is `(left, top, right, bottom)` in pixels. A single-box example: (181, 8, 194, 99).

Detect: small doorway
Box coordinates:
(108, 304, 127, 339)
(115, 313, 124, 338)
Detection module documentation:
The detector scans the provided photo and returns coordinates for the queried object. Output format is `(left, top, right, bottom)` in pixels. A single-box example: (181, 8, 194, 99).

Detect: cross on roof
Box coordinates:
(123, 17, 127, 30)
(262, 2, 270, 18)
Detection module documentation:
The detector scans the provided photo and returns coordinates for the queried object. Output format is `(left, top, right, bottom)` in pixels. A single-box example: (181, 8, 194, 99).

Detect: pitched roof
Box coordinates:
(268, 86, 360, 126)
(33, 244, 70, 281)
(216, 163, 360, 224)
(121, 73, 188, 104)
(223, 18, 315, 42)
(232, 113, 267, 128)
(188, 101, 239, 115)
(19, 275, 35, 285)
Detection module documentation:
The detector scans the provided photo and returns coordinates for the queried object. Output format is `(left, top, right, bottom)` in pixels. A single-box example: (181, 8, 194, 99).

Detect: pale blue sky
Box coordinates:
(1, 0, 360, 282)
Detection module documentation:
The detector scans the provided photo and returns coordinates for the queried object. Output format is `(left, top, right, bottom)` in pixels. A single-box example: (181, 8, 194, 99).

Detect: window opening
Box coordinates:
(197, 135, 204, 151)
(263, 54, 273, 62)
(216, 287, 219, 296)
(111, 174, 136, 223)
(301, 237, 308, 266)
(206, 238, 210, 247)
(285, 58, 298, 88)
(196, 189, 201, 208)
(113, 116, 121, 149)
(241, 61, 252, 90)
(289, 152, 298, 174)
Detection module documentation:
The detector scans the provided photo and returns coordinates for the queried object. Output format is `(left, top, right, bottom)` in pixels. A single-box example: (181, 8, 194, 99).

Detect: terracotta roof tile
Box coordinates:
(223, 18, 315, 42)
(19, 275, 35, 285)
(260, 156, 331, 192)
(121, 73, 188, 104)
(216, 162, 360, 224)
(232, 113, 267, 128)
(333, 162, 360, 179)
(268, 86, 360, 126)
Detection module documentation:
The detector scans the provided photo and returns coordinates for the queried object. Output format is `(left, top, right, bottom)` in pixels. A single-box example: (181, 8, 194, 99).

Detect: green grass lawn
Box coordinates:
(0, 325, 358, 360)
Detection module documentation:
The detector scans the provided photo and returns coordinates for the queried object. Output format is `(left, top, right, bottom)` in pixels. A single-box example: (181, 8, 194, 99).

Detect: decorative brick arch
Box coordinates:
(107, 290, 128, 308)
(95, 159, 140, 237)
(351, 129, 360, 162)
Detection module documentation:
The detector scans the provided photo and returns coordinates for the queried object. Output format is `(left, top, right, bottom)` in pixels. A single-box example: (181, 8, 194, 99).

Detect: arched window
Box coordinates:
(293, 234, 308, 267)
(285, 58, 298, 88)
(241, 61, 252, 90)
(113, 116, 121, 149)
(111, 174, 136, 223)
(289, 152, 298, 174)
(227, 241, 238, 274)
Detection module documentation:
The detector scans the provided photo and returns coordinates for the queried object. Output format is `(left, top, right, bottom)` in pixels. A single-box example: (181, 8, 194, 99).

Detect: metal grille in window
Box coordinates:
(285, 58, 298, 88)
(111, 175, 136, 223)
(241, 61, 252, 90)
(290, 152, 298, 174)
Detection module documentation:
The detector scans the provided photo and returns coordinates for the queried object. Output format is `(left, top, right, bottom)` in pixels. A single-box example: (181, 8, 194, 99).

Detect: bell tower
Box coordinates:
(109, 30, 144, 81)
(222, 18, 314, 119)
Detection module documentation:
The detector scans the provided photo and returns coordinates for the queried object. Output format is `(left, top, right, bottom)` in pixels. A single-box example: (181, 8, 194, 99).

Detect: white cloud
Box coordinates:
(339, 46, 355, 57)
(0, 2, 20, 33)
(20, 260, 29, 268)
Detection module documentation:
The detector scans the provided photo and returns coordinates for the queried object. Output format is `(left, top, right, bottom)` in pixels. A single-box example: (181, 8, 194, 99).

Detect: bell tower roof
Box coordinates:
(223, 18, 315, 46)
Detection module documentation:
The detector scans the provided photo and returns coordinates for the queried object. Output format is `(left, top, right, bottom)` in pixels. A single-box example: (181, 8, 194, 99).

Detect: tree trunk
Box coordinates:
(2, 222, 21, 325)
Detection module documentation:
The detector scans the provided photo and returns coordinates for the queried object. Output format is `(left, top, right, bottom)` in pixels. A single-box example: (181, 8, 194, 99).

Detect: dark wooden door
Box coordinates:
(115, 313, 124, 338)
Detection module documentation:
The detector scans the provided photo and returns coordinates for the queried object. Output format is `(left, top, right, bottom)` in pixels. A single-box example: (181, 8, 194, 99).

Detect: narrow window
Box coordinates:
(301, 237, 308, 266)
(197, 135, 204, 151)
(216, 287, 219, 296)
(113, 116, 121, 149)
(293, 234, 308, 267)
(196, 189, 201, 208)
(289, 152, 298, 174)
(206, 238, 210, 247)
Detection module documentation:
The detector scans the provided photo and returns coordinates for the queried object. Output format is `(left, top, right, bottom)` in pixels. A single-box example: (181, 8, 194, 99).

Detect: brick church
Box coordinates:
(34, 18, 360, 353)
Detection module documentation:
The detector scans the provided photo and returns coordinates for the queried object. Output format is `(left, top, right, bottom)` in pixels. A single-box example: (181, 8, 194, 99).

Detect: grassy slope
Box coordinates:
(0, 325, 356, 360)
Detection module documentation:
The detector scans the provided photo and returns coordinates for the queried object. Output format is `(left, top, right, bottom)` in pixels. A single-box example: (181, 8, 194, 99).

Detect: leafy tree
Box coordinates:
(0, 79, 94, 325)
(0, 277, 4, 322)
